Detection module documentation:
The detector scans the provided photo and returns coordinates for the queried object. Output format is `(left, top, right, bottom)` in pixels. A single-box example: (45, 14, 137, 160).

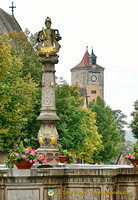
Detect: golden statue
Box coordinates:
(50, 133, 56, 145)
(37, 17, 61, 56)
(38, 131, 44, 146)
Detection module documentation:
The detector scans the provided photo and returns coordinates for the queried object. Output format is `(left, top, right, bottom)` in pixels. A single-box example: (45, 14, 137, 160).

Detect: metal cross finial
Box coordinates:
(86, 45, 88, 51)
(9, 2, 16, 16)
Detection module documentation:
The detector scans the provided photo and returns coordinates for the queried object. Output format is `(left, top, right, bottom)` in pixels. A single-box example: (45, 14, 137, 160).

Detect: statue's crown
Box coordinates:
(45, 17, 51, 23)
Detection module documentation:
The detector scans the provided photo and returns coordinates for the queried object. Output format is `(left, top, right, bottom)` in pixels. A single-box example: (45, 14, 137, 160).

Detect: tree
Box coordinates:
(0, 33, 38, 151)
(130, 100, 138, 139)
(78, 108, 104, 163)
(89, 96, 121, 163)
(56, 83, 85, 151)
(9, 30, 42, 144)
(56, 84, 103, 163)
(9, 29, 42, 85)
(112, 109, 127, 143)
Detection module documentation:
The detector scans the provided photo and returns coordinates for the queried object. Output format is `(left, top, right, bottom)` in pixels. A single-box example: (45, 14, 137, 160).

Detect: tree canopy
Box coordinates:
(0, 33, 38, 151)
(78, 108, 103, 163)
(9, 29, 41, 85)
(56, 83, 103, 163)
(112, 109, 127, 143)
(89, 96, 121, 163)
(9, 30, 42, 145)
(130, 100, 138, 139)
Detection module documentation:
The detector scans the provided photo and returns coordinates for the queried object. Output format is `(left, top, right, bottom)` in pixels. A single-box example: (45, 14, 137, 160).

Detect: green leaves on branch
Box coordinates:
(89, 96, 121, 163)
(112, 109, 127, 143)
(0, 33, 38, 151)
(56, 84, 103, 163)
(130, 100, 138, 139)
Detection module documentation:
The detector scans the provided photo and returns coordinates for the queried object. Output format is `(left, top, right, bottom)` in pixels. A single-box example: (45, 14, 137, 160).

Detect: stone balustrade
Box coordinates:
(0, 164, 137, 200)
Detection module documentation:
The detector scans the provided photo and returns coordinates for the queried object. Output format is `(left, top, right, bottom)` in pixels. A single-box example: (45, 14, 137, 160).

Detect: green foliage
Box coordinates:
(134, 140, 138, 152)
(89, 96, 121, 163)
(9, 30, 42, 145)
(9, 30, 42, 84)
(130, 100, 138, 139)
(56, 83, 85, 151)
(78, 108, 104, 164)
(120, 140, 134, 153)
(112, 109, 127, 143)
(56, 84, 103, 163)
(0, 33, 39, 151)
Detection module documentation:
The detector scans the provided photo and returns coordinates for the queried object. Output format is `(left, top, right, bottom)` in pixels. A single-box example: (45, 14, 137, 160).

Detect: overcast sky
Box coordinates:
(1, 0, 138, 129)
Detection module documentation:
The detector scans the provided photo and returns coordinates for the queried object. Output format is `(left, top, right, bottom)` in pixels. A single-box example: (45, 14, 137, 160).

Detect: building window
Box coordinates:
(93, 99, 95, 102)
(91, 90, 96, 94)
(92, 59, 96, 65)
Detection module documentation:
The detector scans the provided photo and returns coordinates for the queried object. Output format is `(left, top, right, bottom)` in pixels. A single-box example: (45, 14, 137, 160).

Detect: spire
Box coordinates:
(89, 48, 97, 58)
(71, 48, 90, 70)
(89, 48, 97, 65)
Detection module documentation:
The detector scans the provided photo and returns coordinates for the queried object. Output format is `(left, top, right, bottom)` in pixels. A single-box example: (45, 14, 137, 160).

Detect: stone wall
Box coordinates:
(0, 165, 137, 200)
(71, 68, 88, 87)
(71, 67, 104, 102)
(0, 152, 7, 164)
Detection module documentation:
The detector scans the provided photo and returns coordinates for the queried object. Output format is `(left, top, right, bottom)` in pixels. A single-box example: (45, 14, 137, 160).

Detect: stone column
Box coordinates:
(37, 55, 59, 165)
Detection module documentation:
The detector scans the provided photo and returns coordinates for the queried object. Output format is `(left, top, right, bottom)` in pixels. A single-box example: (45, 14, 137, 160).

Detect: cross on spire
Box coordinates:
(9, 2, 16, 16)
(86, 45, 88, 51)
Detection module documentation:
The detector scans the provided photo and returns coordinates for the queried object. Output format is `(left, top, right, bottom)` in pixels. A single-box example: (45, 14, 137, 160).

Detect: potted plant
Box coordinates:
(57, 144, 77, 164)
(7, 141, 47, 169)
(125, 141, 138, 167)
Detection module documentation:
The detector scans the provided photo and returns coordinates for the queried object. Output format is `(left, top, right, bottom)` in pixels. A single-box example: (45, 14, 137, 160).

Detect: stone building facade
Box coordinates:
(71, 48, 104, 104)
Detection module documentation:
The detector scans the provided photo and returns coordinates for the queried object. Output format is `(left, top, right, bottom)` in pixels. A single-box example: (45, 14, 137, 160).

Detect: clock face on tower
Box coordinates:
(88, 72, 100, 85)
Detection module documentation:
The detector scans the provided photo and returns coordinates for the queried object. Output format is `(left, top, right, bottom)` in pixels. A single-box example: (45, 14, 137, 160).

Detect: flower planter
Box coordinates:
(130, 160, 138, 167)
(13, 160, 33, 169)
(59, 156, 67, 163)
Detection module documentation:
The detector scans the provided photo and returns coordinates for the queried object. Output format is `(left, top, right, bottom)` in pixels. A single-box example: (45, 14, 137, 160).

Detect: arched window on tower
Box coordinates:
(92, 59, 96, 65)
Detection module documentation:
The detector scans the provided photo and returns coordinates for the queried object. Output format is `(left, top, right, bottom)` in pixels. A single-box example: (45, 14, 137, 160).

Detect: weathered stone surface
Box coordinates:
(37, 62, 59, 121)
(7, 188, 40, 200)
(0, 152, 7, 164)
(0, 165, 137, 200)
(37, 54, 59, 165)
(39, 54, 59, 64)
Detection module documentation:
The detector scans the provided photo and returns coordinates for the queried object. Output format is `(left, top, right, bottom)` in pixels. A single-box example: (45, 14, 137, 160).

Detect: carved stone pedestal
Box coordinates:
(37, 55, 59, 165)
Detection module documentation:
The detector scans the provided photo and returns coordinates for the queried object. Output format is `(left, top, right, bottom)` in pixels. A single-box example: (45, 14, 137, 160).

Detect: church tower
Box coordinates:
(70, 47, 104, 104)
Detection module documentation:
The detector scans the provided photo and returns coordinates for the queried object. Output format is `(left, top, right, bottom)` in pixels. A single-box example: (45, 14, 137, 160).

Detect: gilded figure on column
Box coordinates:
(37, 17, 61, 57)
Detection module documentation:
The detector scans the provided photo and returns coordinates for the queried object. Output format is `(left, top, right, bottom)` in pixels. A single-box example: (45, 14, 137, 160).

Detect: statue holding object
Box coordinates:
(37, 17, 61, 57)
(36, 17, 61, 165)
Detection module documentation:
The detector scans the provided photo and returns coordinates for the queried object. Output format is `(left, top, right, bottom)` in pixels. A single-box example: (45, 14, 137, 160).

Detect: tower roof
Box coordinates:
(71, 48, 104, 71)
(89, 48, 97, 58)
(0, 8, 22, 34)
(71, 49, 91, 70)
